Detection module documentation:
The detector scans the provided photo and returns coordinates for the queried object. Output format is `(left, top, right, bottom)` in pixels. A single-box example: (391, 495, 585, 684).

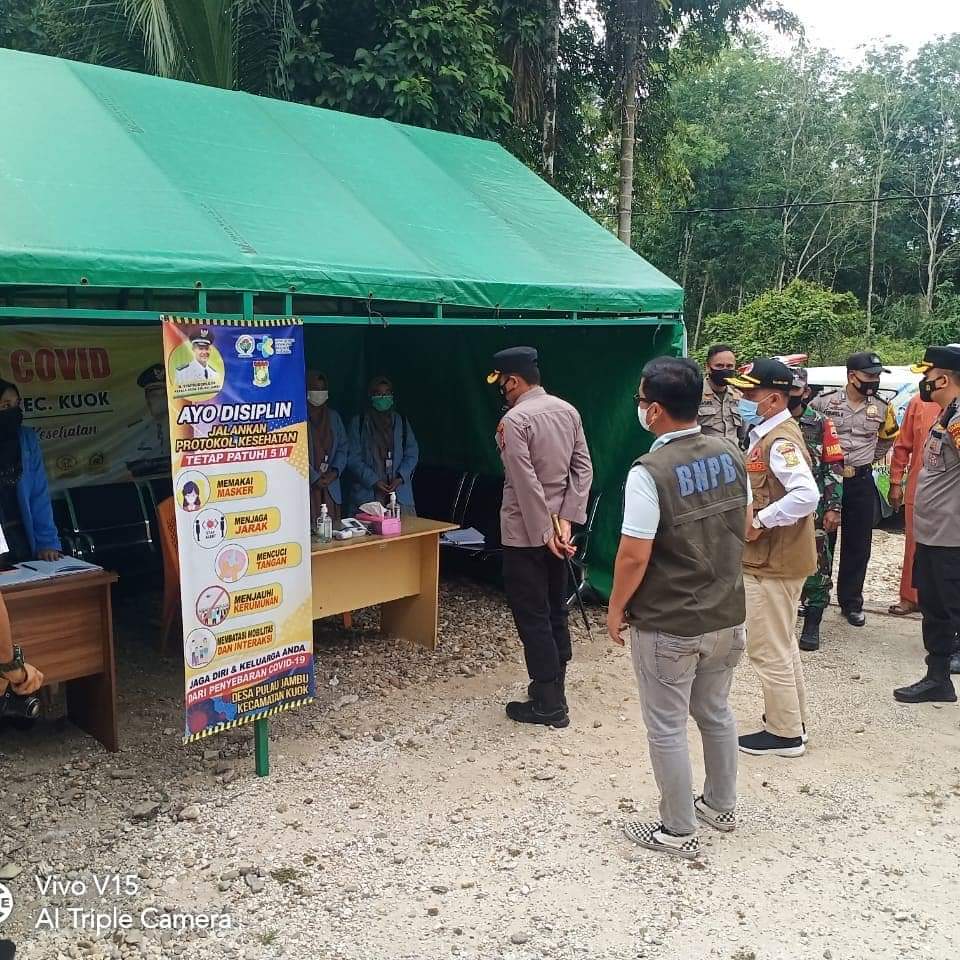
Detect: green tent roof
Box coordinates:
(0, 49, 682, 315)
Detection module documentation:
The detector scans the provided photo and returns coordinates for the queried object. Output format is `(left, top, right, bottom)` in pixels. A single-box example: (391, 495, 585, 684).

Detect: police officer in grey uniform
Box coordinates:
(894, 345, 960, 704)
(127, 363, 171, 477)
(810, 352, 899, 625)
(489, 347, 593, 728)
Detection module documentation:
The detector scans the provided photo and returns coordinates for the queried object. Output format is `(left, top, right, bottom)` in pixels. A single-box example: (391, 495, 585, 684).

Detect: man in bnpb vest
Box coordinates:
(788, 365, 844, 652)
(607, 357, 749, 859)
(490, 347, 593, 729)
(810, 352, 899, 626)
(727, 359, 819, 758)
(894, 345, 960, 704)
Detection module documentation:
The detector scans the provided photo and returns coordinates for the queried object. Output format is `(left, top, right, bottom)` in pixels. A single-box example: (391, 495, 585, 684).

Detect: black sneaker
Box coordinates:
(739, 730, 805, 757)
(761, 713, 808, 744)
(505, 699, 569, 728)
(893, 677, 957, 704)
(841, 608, 866, 627)
(623, 821, 700, 859)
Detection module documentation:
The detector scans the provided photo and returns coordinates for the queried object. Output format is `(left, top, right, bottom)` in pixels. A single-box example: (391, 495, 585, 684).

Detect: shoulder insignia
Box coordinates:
(821, 417, 845, 463)
(496, 422, 506, 451)
(778, 440, 801, 468)
(949, 421, 960, 450)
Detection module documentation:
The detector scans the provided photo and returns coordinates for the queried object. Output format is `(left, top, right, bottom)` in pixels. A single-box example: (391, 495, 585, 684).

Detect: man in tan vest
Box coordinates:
(727, 359, 819, 757)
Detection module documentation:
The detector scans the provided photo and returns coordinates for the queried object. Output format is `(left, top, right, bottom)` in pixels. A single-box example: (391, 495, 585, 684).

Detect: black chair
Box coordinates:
(51, 496, 86, 559)
(412, 465, 468, 524)
(63, 482, 157, 574)
(147, 476, 174, 510)
(440, 473, 504, 583)
(566, 490, 603, 608)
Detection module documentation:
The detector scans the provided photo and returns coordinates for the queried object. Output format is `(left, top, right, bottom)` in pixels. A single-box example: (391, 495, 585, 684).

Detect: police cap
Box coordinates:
(486, 346, 539, 384)
(727, 357, 794, 391)
(137, 363, 166, 389)
(190, 329, 213, 347)
(911, 344, 960, 375)
(847, 351, 889, 375)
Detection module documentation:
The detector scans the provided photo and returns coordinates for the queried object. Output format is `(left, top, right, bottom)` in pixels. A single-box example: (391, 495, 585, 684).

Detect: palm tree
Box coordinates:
(85, 0, 297, 93)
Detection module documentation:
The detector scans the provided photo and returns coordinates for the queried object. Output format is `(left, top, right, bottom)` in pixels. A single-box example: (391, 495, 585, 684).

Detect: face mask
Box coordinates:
(709, 368, 733, 388)
(787, 395, 806, 416)
(919, 376, 944, 403)
(307, 390, 329, 407)
(637, 404, 653, 432)
(0, 406, 24, 438)
(738, 397, 764, 426)
(852, 378, 880, 397)
(371, 394, 394, 413)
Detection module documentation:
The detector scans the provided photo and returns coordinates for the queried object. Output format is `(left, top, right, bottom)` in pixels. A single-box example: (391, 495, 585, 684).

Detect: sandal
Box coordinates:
(888, 601, 918, 616)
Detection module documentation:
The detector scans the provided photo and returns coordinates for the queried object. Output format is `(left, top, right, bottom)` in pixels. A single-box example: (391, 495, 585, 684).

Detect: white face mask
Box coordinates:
(637, 404, 653, 432)
(307, 390, 329, 407)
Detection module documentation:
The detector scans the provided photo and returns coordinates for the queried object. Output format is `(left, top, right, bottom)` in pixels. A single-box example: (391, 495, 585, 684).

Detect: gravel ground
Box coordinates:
(2, 537, 959, 960)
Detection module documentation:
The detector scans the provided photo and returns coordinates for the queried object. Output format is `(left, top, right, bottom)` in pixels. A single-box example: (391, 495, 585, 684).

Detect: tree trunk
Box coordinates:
(617, 54, 639, 246)
(540, 0, 561, 182)
(866, 159, 884, 340)
(693, 273, 710, 349)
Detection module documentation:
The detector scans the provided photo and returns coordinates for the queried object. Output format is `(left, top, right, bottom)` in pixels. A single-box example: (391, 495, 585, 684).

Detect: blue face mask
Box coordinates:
(738, 397, 763, 426)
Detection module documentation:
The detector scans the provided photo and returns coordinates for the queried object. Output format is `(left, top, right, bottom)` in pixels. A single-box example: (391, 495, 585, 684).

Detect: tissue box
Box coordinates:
(356, 513, 402, 537)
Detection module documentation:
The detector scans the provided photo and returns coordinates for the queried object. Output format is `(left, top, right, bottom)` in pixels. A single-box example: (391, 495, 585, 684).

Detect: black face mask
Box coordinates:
(787, 395, 807, 415)
(0, 406, 23, 438)
(709, 368, 733, 388)
(919, 376, 944, 403)
(852, 378, 880, 397)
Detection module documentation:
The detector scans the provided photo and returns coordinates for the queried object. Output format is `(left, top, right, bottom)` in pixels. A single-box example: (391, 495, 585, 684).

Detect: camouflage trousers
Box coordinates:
(801, 510, 834, 611)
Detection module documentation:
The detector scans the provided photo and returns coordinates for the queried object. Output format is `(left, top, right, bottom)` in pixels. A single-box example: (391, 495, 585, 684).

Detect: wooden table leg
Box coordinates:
(380, 534, 440, 649)
(65, 582, 119, 752)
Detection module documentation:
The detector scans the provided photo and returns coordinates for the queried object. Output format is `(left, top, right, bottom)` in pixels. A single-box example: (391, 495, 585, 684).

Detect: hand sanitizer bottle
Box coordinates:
(388, 491, 399, 520)
(318, 503, 333, 543)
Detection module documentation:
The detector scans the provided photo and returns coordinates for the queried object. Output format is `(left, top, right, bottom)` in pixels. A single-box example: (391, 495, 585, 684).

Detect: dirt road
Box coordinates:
(2, 563, 959, 960)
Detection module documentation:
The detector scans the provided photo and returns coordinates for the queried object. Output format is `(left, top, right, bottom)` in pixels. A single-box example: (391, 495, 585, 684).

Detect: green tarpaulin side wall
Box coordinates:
(304, 323, 684, 596)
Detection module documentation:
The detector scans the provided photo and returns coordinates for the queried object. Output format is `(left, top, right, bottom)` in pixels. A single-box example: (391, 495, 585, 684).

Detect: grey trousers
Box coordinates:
(630, 624, 746, 836)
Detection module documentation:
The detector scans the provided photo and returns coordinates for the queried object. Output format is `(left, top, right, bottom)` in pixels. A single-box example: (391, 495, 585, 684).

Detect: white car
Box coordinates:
(806, 365, 918, 425)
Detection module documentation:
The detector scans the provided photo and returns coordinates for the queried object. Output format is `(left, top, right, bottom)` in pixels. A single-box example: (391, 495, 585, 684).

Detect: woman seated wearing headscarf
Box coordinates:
(307, 372, 348, 524)
(0, 380, 61, 562)
(347, 376, 419, 516)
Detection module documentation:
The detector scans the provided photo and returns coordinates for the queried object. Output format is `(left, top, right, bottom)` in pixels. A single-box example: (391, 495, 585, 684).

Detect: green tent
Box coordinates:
(0, 49, 684, 595)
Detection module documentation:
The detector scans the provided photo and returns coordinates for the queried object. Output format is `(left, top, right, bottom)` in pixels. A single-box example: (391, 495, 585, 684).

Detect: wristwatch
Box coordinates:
(0, 644, 26, 677)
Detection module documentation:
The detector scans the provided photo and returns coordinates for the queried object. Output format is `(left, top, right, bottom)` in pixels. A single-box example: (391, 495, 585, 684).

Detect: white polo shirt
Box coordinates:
(622, 426, 753, 540)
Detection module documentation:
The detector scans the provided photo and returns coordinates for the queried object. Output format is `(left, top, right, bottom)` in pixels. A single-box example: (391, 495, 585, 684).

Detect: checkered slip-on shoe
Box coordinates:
(694, 796, 736, 833)
(623, 821, 700, 860)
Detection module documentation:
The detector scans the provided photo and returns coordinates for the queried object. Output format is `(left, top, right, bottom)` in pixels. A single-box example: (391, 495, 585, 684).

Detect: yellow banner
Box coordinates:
(0, 324, 169, 491)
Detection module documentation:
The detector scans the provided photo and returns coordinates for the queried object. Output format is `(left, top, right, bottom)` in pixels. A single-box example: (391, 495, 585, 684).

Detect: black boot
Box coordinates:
(508, 680, 569, 728)
(799, 608, 823, 652)
(528, 662, 568, 709)
(893, 674, 957, 704)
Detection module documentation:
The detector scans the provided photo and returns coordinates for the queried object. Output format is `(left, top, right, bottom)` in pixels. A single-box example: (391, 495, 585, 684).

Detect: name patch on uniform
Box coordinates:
(675, 453, 739, 496)
(778, 440, 801, 468)
(746, 449, 766, 474)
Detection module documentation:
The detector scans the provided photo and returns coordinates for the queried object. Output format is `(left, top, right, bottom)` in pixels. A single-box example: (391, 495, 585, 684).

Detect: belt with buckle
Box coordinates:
(842, 464, 871, 479)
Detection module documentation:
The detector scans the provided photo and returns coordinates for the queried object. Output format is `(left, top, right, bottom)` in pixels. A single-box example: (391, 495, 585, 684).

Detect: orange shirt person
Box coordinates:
(0, 592, 44, 697)
(888, 393, 942, 614)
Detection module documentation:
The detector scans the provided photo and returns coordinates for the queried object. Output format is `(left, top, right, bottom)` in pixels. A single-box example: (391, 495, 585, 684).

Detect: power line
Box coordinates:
(670, 191, 960, 216)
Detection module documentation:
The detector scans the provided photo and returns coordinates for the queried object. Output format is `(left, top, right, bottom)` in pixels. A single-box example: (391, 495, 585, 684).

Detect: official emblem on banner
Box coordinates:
(253, 360, 271, 388)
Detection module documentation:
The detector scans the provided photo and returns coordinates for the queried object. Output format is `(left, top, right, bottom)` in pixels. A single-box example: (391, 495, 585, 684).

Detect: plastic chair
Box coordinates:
(156, 497, 181, 654)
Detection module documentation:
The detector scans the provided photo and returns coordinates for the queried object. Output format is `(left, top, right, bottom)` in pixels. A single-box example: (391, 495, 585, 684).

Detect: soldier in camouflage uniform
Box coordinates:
(789, 367, 844, 651)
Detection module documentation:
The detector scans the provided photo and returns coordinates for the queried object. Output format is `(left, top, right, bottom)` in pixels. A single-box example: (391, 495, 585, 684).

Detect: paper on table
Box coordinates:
(441, 527, 487, 547)
(0, 565, 47, 586)
(16, 557, 102, 577)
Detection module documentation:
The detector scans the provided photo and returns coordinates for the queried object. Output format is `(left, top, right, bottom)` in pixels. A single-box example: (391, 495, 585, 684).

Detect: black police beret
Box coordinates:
(487, 346, 539, 383)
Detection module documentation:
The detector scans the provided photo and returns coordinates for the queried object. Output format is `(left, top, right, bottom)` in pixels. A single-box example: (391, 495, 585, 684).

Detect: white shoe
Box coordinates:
(694, 796, 736, 833)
